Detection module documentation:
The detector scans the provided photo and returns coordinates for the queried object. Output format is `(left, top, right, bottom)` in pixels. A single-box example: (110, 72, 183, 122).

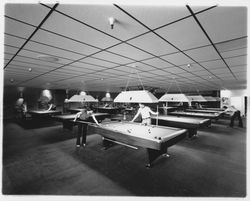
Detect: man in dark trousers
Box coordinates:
(224, 105, 243, 128)
(73, 108, 99, 147)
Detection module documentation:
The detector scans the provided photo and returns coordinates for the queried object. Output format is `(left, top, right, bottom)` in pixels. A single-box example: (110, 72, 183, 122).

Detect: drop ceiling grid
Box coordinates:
(220, 47, 247, 58)
(224, 55, 247, 67)
(3, 4, 248, 92)
(3, 5, 210, 87)
(23, 41, 86, 61)
(117, 5, 192, 30)
(215, 37, 247, 52)
(17, 49, 75, 65)
(56, 4, 150, 40)
(196, 7, 247, 43)
(4, 34, 26, 49)
(155, 17, 210, 50)
(6, 54, 62, 69)
(4, 17, 36, 39)
(127, 32, 178, 56)
(30, 29, 100, 56)
(41, 11, 121, 49)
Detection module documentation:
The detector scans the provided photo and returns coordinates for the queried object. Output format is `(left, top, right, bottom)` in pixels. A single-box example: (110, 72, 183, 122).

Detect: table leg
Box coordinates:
(188, 128, 197, 138)
(146, 147, 168, 168)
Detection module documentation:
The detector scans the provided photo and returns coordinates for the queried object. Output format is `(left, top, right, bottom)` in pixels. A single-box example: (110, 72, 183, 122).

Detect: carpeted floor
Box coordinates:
(2, 118, 246, 196)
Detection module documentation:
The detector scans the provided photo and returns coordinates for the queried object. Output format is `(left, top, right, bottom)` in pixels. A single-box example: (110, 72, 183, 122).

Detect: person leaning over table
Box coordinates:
(224, 105, 243, 128)
(130, 103, 158, 126)
(47, 103, 56, 111)
(73, 107, 100, 147)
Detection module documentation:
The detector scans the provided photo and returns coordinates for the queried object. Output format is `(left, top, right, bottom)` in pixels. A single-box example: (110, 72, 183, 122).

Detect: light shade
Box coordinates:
(101, 97, 113, 102)
(214, 97, 221, 101)
(114, 90, 158, 103)
(203, 96, 217, 102)
(187, 95, 207, 102)
(67, 95, 98, 103)
(159, 93, 191, 102)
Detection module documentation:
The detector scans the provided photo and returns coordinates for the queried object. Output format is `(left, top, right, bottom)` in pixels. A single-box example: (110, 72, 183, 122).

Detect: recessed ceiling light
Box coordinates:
(187, 64, 191, 68)
(37, 55, 59, 62)
(28, 68, 32, 72)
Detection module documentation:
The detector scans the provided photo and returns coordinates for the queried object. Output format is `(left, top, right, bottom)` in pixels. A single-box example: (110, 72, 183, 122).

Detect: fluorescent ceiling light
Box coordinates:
(114, 90, 158, 103)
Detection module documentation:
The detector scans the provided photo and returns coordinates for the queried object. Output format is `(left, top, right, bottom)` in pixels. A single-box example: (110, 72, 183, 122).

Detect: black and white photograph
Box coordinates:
(1, 0, 249, 199)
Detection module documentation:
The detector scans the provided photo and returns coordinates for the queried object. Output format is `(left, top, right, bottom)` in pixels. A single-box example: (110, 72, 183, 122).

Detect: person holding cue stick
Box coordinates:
(130, 103, 159, 126)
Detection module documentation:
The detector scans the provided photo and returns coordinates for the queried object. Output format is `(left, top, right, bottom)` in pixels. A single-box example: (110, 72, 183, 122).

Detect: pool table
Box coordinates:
(93, 106, 120, 114)
(151, 115, 211, 138)
(200, 108, 225, 111)
(87, 121, 188, 168)
(53, 113, 110, 130)
(168, 111, 221, 120)
(28, 110, 62, 118)
(185, 109, 225, 114)
(66, 108, 83, 113)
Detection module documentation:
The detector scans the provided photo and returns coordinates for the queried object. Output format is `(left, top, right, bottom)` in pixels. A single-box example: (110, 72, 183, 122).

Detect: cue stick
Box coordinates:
(156, 105, 159, 126)
(104, 138, 138, 149)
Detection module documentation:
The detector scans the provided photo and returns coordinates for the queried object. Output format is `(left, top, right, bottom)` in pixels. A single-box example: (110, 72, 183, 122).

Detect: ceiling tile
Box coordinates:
(128, 32, 177, 56)
(42, 11, 120, 49)
(120, 6, 190, 29)
(4, 35, 26, 50)
(184, 46, 220, 62)
(200, 59, 227, 69)
(230, 65, 247, 73)
(9, 54, 61, 68)
(221, 48, 247, 58)
(156, 17, 210, 50)
(215, 37, 247, 52)
(93, 51, 133, 65)
(5, 4, 49, 26)
(57, 4, 149, 40)
(31, 29, 99, 55)
(108, 43, 152, 60)
(80, 57, 117, 68)
(161, 52, 193, 65)
(142, 58, 173, 68)
(70, 62, 106, 71)
(24, 41, 84, 61)
(210, 68, 232, 75)
(165, 67, 187, 74)
(5, 17, 36, 38)
(225, 55, 247, 67)
(179, 63, 204, 72)
(196, 7, 247, 43)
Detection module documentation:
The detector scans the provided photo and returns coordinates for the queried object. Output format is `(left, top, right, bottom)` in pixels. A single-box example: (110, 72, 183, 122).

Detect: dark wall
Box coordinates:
(2, 87, 120, 120)
(3, 86, 66, 120)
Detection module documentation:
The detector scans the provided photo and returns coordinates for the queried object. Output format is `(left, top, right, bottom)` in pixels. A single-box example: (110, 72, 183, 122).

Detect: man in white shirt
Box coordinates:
(224, 105, 243, 128)
(131, 103, 158, 125)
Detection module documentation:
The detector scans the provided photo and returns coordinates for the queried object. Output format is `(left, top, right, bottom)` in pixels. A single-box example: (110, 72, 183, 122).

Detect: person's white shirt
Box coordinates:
(131, 106, 158, 122)
(225, 106, 237, 116)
